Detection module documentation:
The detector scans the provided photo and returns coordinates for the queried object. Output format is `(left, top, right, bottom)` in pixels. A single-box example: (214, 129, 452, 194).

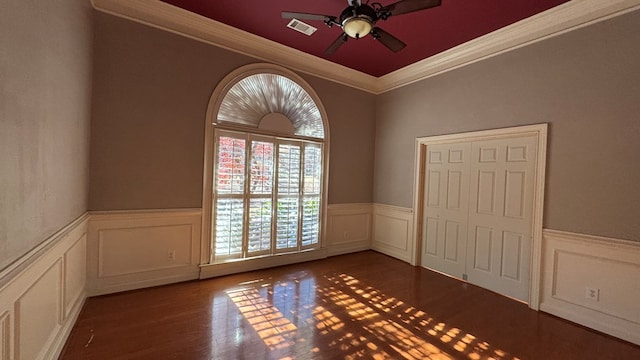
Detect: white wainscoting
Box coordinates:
(87, 210, 202, 296)
(540, 229, 640, 345)
(326, 203, 373, 256)
(372, 204, 414, 263)
(0, 214, 88, 360)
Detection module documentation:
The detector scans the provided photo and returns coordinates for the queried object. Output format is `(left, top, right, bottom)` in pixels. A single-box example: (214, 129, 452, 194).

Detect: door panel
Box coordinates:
(466, 136, 537, 301)
(472, 226, 493, 272)
(504, 171, 526, 218)
(421, 143, 471, 278)
(501, 231, 523, 280)
(444, 220, 462, 261)
(426, 170, 441, 207)
(446, 171, 463, 209)
(424, 218, 439, 256)
(477, 170, 497, 214)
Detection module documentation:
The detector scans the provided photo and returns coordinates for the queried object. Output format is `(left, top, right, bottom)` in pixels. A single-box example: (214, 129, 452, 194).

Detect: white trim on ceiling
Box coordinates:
(91, 0, 640, 94)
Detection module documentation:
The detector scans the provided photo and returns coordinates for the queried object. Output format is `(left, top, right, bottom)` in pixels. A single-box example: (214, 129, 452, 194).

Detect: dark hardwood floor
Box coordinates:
(60, 251, 639, 359)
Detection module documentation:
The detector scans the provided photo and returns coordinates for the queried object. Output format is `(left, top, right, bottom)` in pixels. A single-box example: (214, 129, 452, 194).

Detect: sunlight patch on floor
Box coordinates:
(225, 272, 520, 359)
(227, 287, 298, 351)
(324, 273, 519, 360)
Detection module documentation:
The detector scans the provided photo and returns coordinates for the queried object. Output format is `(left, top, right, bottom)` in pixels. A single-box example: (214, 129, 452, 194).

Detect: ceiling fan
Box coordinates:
(282, 0, 442, 56)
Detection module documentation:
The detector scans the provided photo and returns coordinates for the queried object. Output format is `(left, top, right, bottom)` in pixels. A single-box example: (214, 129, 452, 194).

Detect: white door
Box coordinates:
(420, 142, 472, 278)
(466, 136, 537, 301)
(421, 135, 537, 302)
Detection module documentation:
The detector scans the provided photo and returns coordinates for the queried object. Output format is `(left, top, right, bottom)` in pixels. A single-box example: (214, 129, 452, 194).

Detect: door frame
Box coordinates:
(411, 124, 548, 310)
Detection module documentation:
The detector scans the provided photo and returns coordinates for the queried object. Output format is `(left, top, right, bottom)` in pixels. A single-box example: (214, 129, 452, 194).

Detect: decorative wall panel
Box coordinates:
(326, 204, 372, 256)
(372, 205, 413, 263)
(87, 210, 202, 295)
(540, 229, 640, 345)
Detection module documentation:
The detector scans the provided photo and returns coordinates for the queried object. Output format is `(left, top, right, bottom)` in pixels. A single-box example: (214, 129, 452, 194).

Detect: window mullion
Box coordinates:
(266, 137, 276, 256)
(210, 132, 220, 264)
(241, 135, 251, 258)
(297, 141, 304, 252)
(271, 139, 280, 256)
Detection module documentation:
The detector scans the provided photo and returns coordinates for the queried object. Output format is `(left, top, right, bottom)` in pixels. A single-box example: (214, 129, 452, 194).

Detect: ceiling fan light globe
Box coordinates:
(343, 17, 372, 38)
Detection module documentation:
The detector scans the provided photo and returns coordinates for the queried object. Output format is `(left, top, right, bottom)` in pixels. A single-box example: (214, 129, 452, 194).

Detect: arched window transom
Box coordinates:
(218, 73, 325, 139)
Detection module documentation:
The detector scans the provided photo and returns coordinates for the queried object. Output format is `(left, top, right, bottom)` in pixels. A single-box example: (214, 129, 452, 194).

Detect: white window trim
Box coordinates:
(201, 63, 330, 266)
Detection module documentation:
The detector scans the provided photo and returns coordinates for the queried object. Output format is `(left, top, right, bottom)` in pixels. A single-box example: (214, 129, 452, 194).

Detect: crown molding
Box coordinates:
(375, 0, 640, 93)
(91, 0, 640, 94)
(90, 0, 379, 93)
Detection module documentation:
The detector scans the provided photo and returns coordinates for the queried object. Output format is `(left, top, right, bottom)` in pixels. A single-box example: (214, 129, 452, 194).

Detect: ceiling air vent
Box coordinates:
(286, 19, 317, 36)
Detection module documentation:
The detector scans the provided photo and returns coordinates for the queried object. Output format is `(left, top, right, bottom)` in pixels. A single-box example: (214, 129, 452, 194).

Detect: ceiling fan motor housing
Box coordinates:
(340, 5, 377, 38)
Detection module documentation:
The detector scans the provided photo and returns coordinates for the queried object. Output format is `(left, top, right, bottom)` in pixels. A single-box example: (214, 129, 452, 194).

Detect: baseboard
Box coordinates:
(87, 209, 202, 296)
(88, 271, 201, 297)
(540, 229, 640, 345)
(371, 204, 414, 263)
(47, 292, 86, 360)
(0, 213, 88, 360)
(327, 241, 371, 257)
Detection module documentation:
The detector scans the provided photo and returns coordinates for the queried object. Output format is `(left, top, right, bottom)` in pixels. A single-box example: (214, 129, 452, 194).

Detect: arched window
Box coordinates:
(203, 64, 328, 264)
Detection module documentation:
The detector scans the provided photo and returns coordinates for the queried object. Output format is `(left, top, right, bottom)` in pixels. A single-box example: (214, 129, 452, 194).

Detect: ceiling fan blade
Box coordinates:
(324, 34, 348, 56)
(281, 11, 333, 21)
(382, 0, 442, 17)
(372, 27, 406, 52)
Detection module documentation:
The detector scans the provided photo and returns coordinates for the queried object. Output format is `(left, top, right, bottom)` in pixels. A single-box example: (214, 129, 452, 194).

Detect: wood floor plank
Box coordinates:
(60, 251, 639, 359)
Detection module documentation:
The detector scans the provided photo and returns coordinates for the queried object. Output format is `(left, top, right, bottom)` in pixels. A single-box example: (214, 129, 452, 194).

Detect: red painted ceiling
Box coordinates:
(161, 0, 569, 77)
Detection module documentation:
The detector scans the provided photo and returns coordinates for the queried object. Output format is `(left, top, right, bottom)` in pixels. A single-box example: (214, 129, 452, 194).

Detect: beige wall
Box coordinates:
(302, 75, 376, 204)
(0, 0, 93, 271)
(89, 13, 376, 210)
(374, 10, 640, 241)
